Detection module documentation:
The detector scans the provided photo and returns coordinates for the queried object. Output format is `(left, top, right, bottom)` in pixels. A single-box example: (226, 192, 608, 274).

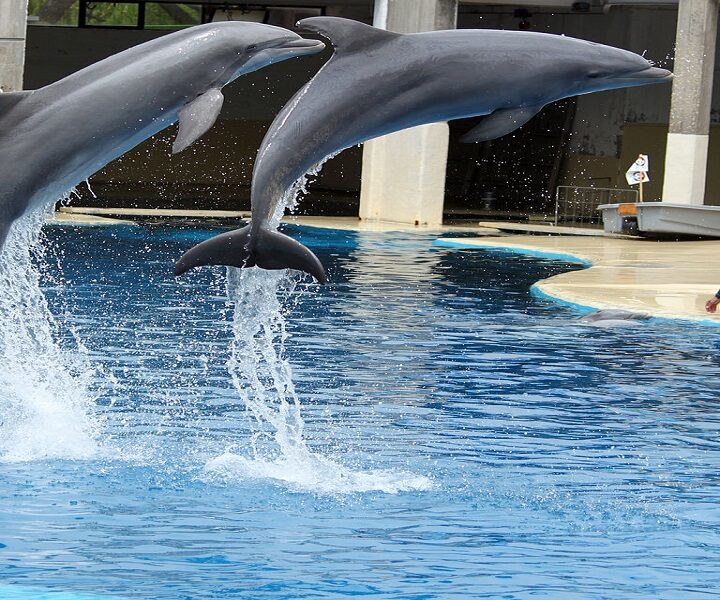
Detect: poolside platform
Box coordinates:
(286, 216, 501, 234)
(474, 221, 620, 237)
(57, 207, 250, 220)
(437, 235, 720, 324)
(49, 210, 136, 227)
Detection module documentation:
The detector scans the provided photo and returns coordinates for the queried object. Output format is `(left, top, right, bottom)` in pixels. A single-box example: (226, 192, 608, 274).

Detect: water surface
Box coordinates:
(1, 223, 719, 599)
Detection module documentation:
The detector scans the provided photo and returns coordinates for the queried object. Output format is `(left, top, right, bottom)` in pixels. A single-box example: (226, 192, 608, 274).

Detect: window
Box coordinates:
(83, 2, 141, 28)
(145, 4, 202, 29)
(28, 0, 80, 26)
(27, 2, 323, 30)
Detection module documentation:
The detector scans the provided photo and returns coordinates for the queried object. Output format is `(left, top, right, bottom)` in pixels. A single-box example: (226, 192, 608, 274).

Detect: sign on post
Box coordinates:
(625, 154, 649, 201)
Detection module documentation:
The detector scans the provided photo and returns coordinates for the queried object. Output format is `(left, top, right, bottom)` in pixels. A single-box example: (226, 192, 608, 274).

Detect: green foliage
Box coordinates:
(28, 1, 200, 28)
(86, 2, 139, 27)
(29, 0, 80, 26)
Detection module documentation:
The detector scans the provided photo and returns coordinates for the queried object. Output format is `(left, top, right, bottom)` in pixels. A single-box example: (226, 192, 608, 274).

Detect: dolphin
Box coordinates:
(0, 22, 324, 249)
(577, 309, 650, 327)
(174, 17, 672, 283)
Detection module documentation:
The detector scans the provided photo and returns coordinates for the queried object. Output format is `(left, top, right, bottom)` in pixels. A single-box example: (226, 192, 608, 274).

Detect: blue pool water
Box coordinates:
(1, 219, 719, 598)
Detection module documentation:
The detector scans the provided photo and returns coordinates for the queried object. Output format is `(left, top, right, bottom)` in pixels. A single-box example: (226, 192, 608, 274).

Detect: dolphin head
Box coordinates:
(224, 24, 325, 78)
(569, 41, 672, 95)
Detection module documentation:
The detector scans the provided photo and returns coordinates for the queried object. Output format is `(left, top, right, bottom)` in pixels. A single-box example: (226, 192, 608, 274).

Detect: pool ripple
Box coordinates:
(0, 224, 718, 598)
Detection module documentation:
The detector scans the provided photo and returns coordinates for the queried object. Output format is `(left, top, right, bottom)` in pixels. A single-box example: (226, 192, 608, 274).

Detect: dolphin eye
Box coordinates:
(247, 44, 257, 52)
(588, 71, 601, 79)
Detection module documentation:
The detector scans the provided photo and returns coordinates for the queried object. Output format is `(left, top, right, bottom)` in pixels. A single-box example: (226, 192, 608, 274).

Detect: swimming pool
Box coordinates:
(1, 221, 719, 598)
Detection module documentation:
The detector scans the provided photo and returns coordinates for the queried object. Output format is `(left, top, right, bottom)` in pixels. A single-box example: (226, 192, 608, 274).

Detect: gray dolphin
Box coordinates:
(0, 22, 324, 249)
(578, 309, 650, 327)
(175, 17, 672, 283)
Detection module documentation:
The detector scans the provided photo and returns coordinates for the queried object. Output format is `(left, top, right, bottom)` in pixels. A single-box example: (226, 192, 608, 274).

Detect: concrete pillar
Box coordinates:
(662, 0, 718, 205)
(0, 0, 29, 92)
(359, 0, 458, 226)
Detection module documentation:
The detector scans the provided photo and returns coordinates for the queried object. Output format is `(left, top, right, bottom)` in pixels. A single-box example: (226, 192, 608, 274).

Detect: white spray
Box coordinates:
(204, 166, 433, 494)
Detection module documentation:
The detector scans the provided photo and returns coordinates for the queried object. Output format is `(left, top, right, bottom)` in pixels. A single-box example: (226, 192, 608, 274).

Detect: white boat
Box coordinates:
(598, 202, 720, 237)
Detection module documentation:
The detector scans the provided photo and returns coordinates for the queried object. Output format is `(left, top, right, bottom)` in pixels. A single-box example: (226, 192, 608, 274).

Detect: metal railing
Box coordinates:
(554, 186, 639, 227)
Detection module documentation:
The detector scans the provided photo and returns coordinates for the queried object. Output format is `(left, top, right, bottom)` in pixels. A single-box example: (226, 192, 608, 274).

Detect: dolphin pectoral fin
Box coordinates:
(253, 228, 327, 284)
(174, 224, 252, 275)
(175, 225, 327, 284)
(0, 90, 33, 112)
(172, 88, 224, 154)
(297, 16, 398, 50)
(460, 104, 544, 143)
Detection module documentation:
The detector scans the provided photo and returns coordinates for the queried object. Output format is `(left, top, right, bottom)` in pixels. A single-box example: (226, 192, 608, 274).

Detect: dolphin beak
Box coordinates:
(615, 66, 673, 85)
(280, 38, 325, 56)
(637, 66, 673, 80)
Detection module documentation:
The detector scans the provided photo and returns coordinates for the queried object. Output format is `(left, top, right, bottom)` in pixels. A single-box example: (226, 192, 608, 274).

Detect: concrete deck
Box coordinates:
(437, 235, 720, 324)
(475, 221, 625, 237)
(285, 216, 500, 234)
(58, 207, 250, 220)
(49, 211, 136, 227)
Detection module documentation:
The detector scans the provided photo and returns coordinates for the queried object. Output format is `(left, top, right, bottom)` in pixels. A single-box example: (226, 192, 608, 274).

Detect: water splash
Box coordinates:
(202, 267, 433, 494)
(225, 267, 305, 459)
(269, 152, 340, 227)
(0, 204, 99, 462)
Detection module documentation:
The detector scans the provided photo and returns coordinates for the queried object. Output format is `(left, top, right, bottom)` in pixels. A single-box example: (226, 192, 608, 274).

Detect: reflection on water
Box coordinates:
(0, 223, 718, 599)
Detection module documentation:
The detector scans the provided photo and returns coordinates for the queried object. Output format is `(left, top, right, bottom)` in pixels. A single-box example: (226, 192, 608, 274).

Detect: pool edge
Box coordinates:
(433, 237, 720, 328)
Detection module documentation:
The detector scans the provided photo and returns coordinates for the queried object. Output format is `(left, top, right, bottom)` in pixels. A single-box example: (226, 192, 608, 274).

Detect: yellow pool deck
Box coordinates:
(58, 207, 249, 220)
(50, 210, 136, 227)
(439, 235, 720, 324)
(283, 215, 499, 234)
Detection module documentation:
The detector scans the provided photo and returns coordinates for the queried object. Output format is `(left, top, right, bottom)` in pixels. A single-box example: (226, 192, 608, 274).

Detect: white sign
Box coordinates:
(625, 169, 650, 186)
(629, 154, 649, 172)
(625, 153, 650, 186)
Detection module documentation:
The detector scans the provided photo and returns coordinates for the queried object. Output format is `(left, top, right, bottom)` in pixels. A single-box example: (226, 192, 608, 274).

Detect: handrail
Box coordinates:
(555, 186, 639, 226)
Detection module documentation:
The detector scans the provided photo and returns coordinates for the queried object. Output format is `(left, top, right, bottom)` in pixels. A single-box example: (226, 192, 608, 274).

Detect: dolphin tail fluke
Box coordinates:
(174, 225, 327, 284)
(174, 224, 252, 275)
(252, 227, 328, 284)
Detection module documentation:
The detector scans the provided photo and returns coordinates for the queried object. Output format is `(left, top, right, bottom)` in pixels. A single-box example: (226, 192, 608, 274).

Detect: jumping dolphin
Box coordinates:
(0, 22, 324, 249)
(175, 17, 672, 283)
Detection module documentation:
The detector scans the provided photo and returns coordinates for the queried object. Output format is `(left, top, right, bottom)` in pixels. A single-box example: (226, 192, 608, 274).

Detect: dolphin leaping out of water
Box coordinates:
(0, 22, 324, 250)
(175, 17, 672, 284)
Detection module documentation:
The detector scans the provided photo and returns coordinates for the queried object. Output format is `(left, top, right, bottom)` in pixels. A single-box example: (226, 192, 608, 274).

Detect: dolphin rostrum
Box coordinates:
(0, 22, 324, 249)
(175, 17, 672, 283)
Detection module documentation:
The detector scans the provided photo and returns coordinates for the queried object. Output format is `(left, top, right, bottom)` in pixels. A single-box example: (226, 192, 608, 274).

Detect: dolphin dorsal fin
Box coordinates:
(297, 17, 398, 51)
(0, 90, 32, 112)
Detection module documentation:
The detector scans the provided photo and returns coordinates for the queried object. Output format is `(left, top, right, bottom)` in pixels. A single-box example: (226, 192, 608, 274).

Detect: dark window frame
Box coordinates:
(76, 2, 326, 30)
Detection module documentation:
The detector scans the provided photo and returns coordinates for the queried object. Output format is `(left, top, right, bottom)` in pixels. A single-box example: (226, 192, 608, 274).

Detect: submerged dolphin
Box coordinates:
(0, 22, 324, 248)
(578, 309, 650, 328)
(175, 17, 672, 283)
